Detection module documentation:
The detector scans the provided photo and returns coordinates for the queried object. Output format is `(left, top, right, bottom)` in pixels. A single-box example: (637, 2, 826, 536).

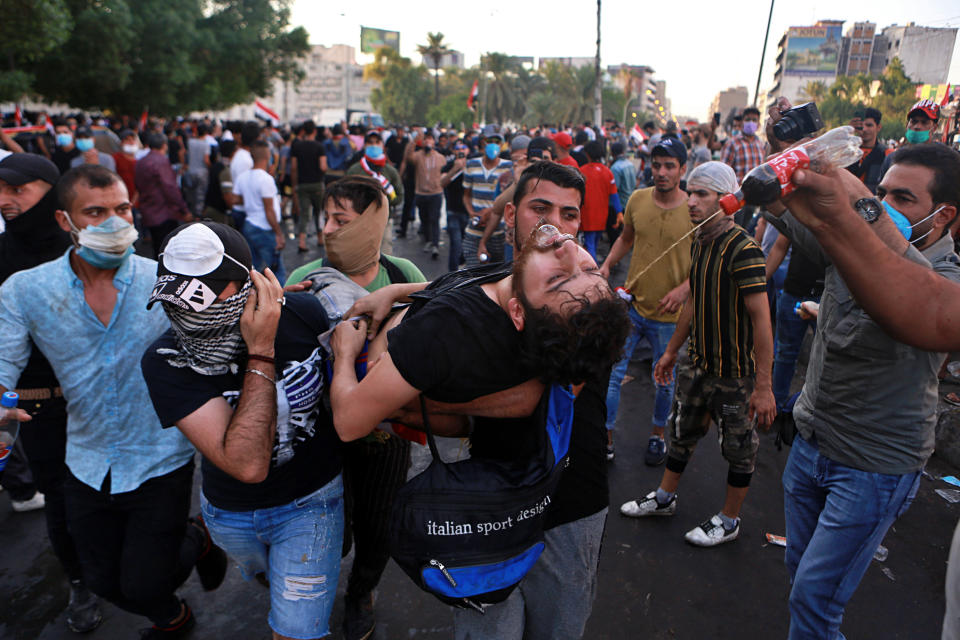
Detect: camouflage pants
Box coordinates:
(666, 353, 759, 474)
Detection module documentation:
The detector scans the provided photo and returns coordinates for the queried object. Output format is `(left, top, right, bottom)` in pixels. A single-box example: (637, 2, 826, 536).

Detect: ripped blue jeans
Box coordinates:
(201, 475, 344, 639)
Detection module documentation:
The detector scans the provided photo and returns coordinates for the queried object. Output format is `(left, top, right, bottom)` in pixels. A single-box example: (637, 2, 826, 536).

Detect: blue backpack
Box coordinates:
(388, 384, 575, 612)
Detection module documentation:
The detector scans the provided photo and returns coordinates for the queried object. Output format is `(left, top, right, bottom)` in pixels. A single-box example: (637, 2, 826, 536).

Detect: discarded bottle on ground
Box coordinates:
(720, 126, 863, 215)
(0, 392, 20, 473)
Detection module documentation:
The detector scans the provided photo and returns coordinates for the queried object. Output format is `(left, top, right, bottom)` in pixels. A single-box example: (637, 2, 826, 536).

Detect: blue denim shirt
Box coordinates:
(324, 138, 353, 171)
(610, 157, 636, 207)
(0, 249, 195, 493)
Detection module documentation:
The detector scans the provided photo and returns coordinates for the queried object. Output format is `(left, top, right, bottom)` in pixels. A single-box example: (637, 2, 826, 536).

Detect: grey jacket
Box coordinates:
(766, 211, 960, 474)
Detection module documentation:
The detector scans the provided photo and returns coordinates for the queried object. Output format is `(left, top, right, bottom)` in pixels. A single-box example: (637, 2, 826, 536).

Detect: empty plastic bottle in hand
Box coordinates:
(720, 126, 864, 215)
(0, 392, 20, 473)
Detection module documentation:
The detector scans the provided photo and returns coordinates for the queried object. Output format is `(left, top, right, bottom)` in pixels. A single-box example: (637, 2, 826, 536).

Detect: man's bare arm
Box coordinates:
(175, 371, 277, 483)
(784, 168, 960, 351)
(765, 234, 790, 281)
(599, 222, 635, 278)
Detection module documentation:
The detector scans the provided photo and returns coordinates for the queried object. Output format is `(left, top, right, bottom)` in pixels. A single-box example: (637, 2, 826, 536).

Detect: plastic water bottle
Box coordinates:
(479, 253, 489, 263)
(720, 126, 864, 215)
(0, 392, 20, 473)
(470, 216, 482, 228)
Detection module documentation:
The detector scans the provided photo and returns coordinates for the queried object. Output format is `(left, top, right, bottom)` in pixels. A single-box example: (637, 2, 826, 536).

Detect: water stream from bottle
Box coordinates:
(632, 208, 723, 279)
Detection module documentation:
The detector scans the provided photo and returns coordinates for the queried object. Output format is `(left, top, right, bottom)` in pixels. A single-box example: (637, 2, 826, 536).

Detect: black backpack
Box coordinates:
(388, 263, 575, 611)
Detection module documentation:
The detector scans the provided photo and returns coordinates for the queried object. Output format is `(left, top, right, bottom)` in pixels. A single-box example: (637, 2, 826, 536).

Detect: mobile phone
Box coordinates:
(713, 112, 721, 125)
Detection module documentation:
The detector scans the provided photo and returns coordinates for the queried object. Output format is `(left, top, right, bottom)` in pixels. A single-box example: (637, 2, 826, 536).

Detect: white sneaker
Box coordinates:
(620, 490, 676, 517)
(12, 491, 45, 512)
(684, 514, 739, 547)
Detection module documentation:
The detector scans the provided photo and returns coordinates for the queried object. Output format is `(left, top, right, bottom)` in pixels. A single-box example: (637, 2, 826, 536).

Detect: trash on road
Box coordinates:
(881, 567, 896, 582)
(936, 488, 960, 503)
(942, 475, 960, 488)
(765, 533, 787, 547)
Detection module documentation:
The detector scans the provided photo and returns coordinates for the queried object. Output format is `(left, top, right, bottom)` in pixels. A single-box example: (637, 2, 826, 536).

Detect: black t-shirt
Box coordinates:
(291, 139, 326, 184)
(167, 137, 183, 165)
(387, 283, 541, 461)
(51, 147, 80, 175)
(782, 244, 825, 299)
(385, 135, 408, 166)
(141, 293, 341, 511)
(441, 159, 468, 214)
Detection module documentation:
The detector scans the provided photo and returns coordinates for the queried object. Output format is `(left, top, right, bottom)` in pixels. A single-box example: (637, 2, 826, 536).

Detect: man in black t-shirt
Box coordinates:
(290, 119, 328, 251)
(141, 222, 345, 640)
(335, 162, 630, 640)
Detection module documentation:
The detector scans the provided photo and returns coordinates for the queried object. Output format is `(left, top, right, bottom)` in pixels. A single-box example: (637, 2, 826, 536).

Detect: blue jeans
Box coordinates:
(242, 220, 286, 284)
(605, 306, 676, 431)
(583, 231, 602, 262)
(772, 291, 819, 410)
(446, 210, 469, 271)
(782, 435, 920, 640)
(453, 508, 607, 640)
(200, 475, 344, 639)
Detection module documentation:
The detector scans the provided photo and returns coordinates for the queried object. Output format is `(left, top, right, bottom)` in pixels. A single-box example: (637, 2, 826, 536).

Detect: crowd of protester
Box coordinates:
(0, 93, 959, 640)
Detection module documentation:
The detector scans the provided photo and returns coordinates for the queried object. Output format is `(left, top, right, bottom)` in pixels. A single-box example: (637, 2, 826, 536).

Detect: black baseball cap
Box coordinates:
(148, 222, 252, 312)
(0, 153, 60, 186)
(651, 137, 687, 166)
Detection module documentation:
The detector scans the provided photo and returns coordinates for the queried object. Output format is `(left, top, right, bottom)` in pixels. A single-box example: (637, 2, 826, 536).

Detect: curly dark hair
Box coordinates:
(517, 291, 631, 386)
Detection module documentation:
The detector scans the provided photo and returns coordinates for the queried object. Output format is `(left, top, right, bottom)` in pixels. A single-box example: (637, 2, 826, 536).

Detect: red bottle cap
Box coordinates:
(719, 193, 744, 215)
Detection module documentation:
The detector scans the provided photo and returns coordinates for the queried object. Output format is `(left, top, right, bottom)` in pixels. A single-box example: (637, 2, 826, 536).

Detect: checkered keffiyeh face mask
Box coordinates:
(159, 280, 252, 375)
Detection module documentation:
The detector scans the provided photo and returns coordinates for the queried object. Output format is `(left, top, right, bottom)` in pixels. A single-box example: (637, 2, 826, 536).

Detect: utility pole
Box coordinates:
(593, 0, 603, 127)
(752, 0, 775, 108)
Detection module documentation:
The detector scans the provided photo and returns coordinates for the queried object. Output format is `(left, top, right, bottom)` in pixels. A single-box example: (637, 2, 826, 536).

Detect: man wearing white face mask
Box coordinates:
(0, 164, 227, 639)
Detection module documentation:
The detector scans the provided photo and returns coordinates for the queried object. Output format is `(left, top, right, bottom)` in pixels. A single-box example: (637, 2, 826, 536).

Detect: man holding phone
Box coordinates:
(441, 142, 471, 271)
(847, 108, 885, 194)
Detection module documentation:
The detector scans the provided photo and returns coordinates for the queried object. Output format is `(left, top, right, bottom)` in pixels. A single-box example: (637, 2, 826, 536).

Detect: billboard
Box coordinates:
(360, 27, 399, 54)
(785, 26, 841, 75)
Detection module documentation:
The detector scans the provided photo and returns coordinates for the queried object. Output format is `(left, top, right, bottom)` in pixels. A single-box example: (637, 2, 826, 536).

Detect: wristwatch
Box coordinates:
(854, 198, 882, 224)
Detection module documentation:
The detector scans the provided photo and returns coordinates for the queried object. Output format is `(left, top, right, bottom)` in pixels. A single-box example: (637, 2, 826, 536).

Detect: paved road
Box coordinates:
(1, 223, 955, 639)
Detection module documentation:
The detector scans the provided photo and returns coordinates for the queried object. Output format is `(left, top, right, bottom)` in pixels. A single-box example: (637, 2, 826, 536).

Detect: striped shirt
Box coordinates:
(463, 157, 513, 210)
(687, 225, 767, 378)
(721, 135, 767, 184)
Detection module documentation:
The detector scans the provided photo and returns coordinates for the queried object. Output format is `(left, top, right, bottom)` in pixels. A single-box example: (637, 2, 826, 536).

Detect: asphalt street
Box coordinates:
(1, 220, 955, 639)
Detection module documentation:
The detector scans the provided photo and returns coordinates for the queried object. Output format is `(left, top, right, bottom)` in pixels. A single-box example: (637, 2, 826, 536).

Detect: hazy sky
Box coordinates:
(291, 0, 960, 120)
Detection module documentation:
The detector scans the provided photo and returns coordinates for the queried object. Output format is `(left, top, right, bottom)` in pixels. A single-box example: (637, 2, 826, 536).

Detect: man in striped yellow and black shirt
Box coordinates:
(619, 161, 776, 548)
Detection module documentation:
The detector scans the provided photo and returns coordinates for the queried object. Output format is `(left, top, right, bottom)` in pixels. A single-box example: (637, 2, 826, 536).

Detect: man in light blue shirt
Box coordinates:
(610, 141, 636, 209)
(0, 164, 224, 638)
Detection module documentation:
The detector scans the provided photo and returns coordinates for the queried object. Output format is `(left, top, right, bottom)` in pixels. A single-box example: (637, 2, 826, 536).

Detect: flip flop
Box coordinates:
(946, 392, 960, 407)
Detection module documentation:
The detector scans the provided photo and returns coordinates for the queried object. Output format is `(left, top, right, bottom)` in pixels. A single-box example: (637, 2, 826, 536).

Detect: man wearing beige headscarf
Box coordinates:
(285, 176, 425, 640)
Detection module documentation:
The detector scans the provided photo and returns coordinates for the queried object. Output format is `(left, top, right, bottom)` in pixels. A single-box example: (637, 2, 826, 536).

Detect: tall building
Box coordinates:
(655, 80, 671, 123)
(709, 86, 749, 122)
(608, 64, 658, 114)
(873, 24, 957, 84)
(538, 56, 595, 70)
(838, 22, 876, 76)
(767, 20, 844, 105)
(420, 50, 465, 69)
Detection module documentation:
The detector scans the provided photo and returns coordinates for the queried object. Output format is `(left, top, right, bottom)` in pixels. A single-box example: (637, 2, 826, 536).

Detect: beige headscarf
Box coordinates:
(323, 190, 389, 275)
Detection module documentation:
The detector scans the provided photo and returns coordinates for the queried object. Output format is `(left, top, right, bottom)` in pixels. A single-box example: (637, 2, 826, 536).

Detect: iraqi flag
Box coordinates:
(138, 109, 148, 131)
(629, 123, 647, 144)
(255, 99, 280, 125)
(467, 80, 479, 112)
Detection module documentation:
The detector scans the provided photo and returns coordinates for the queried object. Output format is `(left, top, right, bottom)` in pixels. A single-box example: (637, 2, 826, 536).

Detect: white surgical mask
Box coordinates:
(122, 144, 139, 155)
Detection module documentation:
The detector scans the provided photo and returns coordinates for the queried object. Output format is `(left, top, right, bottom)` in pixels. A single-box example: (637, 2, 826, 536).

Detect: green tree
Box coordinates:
(417, 32, 450, 105)
(368, 52, 431, 123)
(426, 93, 474, 128)
(800, 80, 828, 103)
(482, 52, 523, 124)
(29, 0, 308, 115)
(0, 0, 72, 101)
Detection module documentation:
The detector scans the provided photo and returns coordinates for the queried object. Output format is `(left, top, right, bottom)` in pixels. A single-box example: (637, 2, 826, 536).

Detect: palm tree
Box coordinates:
(482, 52, 521, 123)
(417, 32, 450, 104)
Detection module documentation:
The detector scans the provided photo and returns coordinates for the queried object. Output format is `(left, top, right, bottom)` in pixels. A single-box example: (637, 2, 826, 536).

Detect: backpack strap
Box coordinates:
(419, 395, 443, 462)
(379, 254, 409, 284)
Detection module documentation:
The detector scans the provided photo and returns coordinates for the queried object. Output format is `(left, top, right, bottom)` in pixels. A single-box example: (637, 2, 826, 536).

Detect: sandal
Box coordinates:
(945, 392, 960, 407)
